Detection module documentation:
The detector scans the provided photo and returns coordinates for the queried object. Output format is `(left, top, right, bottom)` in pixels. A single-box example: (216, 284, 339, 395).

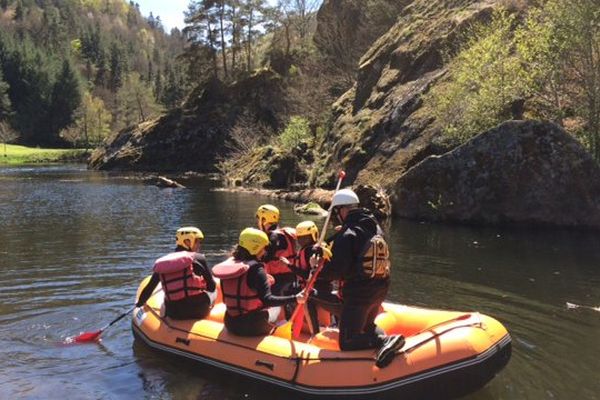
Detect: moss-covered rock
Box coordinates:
(314, 0, 507, 189)
(89, 70, 286, 172)
(392, 121, 600, 228)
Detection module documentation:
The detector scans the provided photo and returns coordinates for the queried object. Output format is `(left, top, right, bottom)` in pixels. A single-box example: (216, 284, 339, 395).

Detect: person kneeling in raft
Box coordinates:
(213, 227, 306, 336)
(137, 227, 217, 320)
(319, 189, 405, 368)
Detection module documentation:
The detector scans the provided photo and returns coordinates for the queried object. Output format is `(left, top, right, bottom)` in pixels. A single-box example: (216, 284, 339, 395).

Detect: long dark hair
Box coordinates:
(232, 245, 255, 262)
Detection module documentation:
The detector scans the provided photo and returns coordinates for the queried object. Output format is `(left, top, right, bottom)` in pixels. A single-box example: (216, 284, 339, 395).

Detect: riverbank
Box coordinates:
(0, 144, 88, 164)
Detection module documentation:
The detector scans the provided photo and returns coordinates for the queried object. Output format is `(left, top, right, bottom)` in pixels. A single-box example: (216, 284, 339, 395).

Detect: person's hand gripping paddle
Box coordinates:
(273, 170, 346, 339)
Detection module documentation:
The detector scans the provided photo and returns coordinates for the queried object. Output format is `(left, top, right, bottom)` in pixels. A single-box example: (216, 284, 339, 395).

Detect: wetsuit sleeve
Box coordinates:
(193, 254, 216, 292)
(263, 230, 287, 262)
(137, 272, 160, 306)
(318, 230, 355, 281)
(248, 264, 297, 307)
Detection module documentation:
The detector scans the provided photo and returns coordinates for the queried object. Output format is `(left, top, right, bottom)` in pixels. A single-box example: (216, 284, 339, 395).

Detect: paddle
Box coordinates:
(274, 170, 346, 339)
(66, 305, 136, 344)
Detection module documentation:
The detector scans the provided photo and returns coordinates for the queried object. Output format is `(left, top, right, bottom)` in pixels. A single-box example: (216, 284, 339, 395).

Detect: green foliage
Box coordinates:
(426, 10, 527, 141)
(0, 0, 189, 147)
(278, 116, 311, 149)
(47, 59, 82, 137)
(0, 68, 11, 121)
(427, 1, 600, 161)
(60, 92, 111, 149)
(115, 72, 163, 129)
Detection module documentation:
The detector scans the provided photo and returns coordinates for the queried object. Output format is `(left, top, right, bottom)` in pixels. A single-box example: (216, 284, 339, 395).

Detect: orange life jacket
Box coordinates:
(213, 257, 275, 316)
(153, 251, 207, 302)
(264, 227, 297, 276)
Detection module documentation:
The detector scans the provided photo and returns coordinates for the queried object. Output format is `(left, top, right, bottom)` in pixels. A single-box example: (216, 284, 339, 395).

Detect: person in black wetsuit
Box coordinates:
(255, 204, 298, 296)
(318, 189, 405, 368)
(213, 227, 303, 336)
(136, 227, 216, 320)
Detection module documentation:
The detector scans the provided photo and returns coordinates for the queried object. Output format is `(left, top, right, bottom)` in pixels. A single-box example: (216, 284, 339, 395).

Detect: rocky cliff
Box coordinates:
(89, 70, 286, 172)
(314, 0, 503, 188)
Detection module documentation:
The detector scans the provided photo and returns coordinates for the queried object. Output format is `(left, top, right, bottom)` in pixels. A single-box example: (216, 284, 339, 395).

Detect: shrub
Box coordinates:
(278, 116, 312, 149)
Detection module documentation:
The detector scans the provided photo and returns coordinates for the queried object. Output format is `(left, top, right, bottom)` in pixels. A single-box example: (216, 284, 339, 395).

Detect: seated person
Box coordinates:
(213, 227, 302, 336)
(290, 220, 341, 333)
(136, 227, 216, 320)
(255, 204, 297, 296)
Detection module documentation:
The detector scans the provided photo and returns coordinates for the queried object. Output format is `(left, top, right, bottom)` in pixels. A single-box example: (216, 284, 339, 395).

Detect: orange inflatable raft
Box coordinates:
(132, 277, 511, 398)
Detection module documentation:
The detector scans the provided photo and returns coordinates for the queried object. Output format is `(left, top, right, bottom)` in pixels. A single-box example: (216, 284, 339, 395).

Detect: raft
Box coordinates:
(132, 277, 511, 399)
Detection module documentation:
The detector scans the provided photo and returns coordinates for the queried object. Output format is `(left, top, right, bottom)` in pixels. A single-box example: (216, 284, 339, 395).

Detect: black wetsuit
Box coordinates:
(137, 250, 216, 320)
(224, 261, 297, 336)
(319, 208, 390, 350)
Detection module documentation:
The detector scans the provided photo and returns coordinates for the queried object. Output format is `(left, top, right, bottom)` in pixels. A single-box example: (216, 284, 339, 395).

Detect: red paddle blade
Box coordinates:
(66, 330, 102, 344)
(338, 170, 346, 179)
(291, 306, 306, 339)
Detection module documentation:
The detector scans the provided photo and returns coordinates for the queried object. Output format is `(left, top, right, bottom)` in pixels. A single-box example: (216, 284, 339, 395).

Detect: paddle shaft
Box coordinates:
(290, 170, 346, 336)
(99, 306, 136, 333)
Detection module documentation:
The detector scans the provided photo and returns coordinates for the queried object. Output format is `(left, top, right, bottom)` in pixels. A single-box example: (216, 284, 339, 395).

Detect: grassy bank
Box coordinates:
(0, 144, 88, 165)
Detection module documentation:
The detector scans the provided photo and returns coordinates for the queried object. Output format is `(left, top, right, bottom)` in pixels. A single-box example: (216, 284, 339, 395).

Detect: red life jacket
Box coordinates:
(213, 257, 275, 316)
(153, 251, 207, 302)
(294, 246, 311, 285)
(264, 227, 297, 276)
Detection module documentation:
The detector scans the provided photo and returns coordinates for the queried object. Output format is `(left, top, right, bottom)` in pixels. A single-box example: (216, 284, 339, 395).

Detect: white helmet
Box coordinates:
(331, 188, 359, 207)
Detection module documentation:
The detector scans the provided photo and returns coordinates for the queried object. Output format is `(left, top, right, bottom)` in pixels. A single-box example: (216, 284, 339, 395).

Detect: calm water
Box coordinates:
(0, 165, 599, 400)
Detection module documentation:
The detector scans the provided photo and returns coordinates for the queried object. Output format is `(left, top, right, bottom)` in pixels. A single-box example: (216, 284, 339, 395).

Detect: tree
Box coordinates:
(46, 59, 82, 144)
(240, 0, 268, 72)
(184, 0, 220, 79)
(116, 72, 163, 129)
(14, 0, 24, 21)
(0, 122, 18, 157)
(0, 68, 11, 121)
(61, 92, 111, 150)
(109, 42, 127, 92)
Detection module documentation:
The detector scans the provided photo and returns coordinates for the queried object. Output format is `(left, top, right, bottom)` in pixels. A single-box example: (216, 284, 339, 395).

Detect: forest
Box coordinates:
(0, 0, 187, 148)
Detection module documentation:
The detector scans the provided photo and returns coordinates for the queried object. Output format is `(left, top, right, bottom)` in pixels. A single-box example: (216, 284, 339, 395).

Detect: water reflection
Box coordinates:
(0, 165, 599, 399)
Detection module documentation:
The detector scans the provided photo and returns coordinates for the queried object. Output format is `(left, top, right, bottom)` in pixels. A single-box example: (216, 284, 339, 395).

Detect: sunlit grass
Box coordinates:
(0, 144, 87, 164)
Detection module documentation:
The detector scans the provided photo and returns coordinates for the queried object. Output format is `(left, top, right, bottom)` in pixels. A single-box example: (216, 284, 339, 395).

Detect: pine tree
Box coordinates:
(47, 59, 82, 144)
(0, 68, 11, 121)
(14, 0, 24, 21)
(109, 42, 127, 92)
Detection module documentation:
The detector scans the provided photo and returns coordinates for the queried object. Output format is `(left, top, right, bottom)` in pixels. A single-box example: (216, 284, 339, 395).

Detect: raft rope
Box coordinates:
(145, 306, 485, 363)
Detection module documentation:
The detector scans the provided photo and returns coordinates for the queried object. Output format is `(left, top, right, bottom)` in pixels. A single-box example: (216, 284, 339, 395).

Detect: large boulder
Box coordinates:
(392, 121, 600, 228)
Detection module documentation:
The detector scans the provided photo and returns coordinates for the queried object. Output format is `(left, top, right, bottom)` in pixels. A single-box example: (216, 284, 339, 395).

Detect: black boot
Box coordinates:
(375, 335, 405, 368)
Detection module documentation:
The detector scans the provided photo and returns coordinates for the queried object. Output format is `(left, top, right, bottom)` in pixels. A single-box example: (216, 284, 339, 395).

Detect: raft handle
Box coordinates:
(176, 337, 191, 346)
(255, 360, 274, 371)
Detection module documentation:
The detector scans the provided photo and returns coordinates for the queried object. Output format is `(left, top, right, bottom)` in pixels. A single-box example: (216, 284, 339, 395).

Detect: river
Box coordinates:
(0, 165, 598, 400)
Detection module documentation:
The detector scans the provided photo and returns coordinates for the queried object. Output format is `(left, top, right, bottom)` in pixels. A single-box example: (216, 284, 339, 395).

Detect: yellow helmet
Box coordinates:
(256, 204, 280, 230)
(239, 227, 270, 256)
(296, 220, 319, 242)
(176, 227, 204, 250)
